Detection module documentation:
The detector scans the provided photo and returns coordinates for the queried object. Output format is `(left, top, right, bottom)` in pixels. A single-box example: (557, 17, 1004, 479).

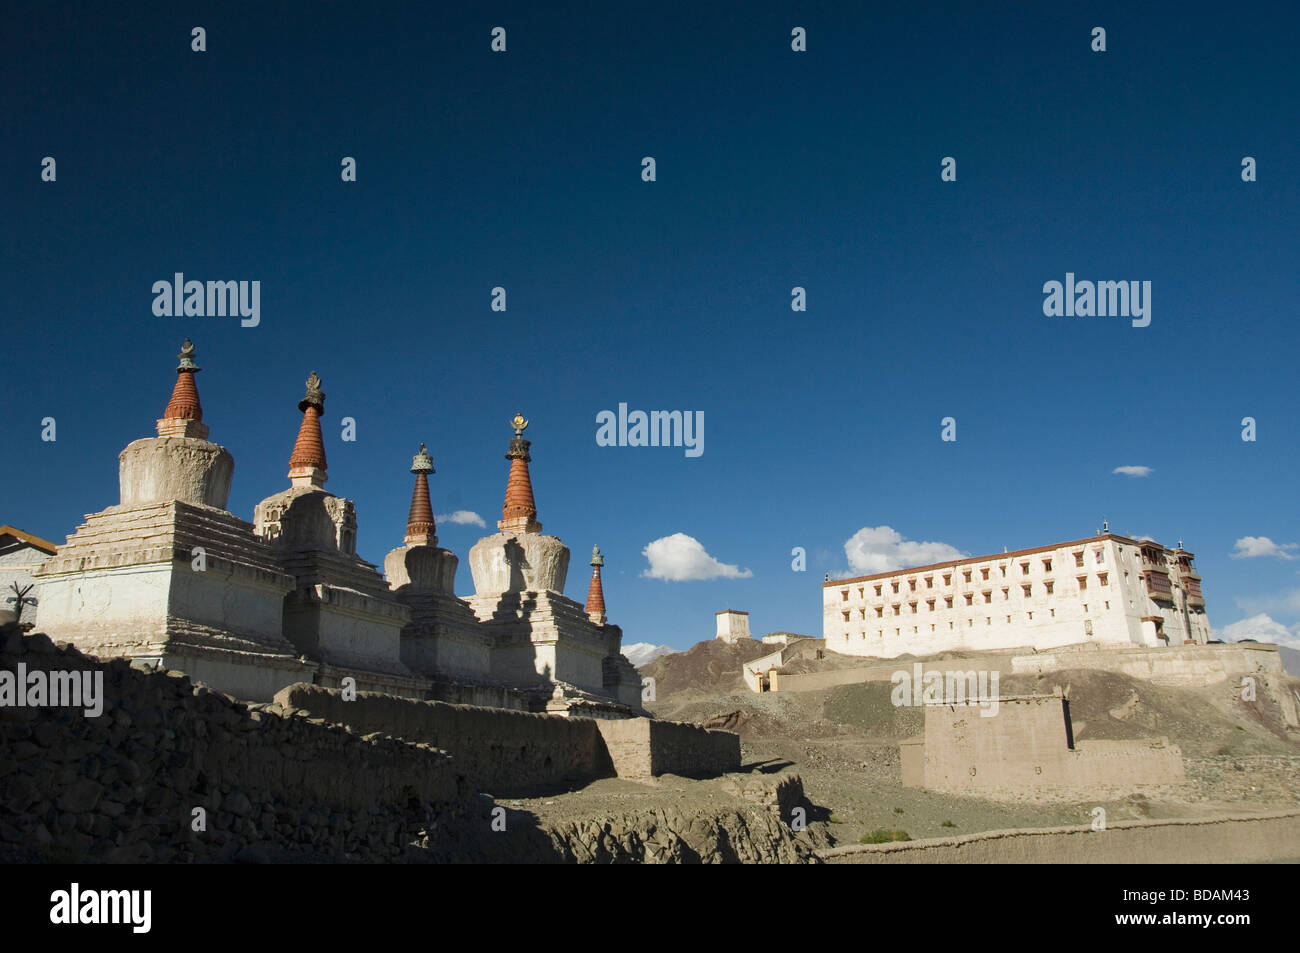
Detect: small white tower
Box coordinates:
(715, 609, 751, 643)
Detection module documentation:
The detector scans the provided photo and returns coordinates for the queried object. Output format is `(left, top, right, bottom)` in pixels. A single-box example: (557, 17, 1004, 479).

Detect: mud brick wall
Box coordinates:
(597, 717, 740, 780)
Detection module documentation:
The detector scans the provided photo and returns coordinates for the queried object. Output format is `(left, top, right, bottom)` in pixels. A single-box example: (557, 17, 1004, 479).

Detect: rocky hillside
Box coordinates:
(638, 638, 774, 695)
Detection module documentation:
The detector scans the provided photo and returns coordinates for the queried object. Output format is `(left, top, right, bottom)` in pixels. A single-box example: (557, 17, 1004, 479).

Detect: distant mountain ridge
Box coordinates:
(623, 642, 678, 668)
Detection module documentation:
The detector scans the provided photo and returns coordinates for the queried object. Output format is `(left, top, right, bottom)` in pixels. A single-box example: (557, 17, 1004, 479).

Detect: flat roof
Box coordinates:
(823, 533, 1175, 587)
(715, 609, 749, 615)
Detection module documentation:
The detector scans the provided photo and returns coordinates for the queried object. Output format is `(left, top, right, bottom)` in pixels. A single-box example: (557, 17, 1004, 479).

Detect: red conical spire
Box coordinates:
(157, 339, 209, 438)
(498, 413, 541, 534)
(405, 443, 437, 546)
(585, 545, 607, 624)
(287, 371, 327, 487)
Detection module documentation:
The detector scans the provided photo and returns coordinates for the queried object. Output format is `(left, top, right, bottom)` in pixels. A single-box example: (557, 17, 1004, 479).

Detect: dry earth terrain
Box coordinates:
(626, 640, 1300, 851)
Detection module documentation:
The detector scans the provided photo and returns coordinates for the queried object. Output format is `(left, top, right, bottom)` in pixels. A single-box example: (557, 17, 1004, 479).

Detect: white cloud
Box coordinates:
(622, 642, 677, 667)
(1231, 536, 1299, 561)
(1217, 613, 1300, 650)
(1235, 588, 1300, 618)
(841, 526, 965, 576)
(436, 510, 486, 527)
(641, 533, 753, 581)
(1112, 465, 1153, 478)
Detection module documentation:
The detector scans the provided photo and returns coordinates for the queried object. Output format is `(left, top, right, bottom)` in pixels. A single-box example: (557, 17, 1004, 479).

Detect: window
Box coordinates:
(892, 605, 900, 616)
(983, 591, 992, 603)
(927, 599, 935, 611)
(1094, 548, 1105, 565)
(1043, 559, 1053, 572)
(1027, 611, 1033, 620)
(943, 574, 952, 586)
(874, 585, 882, 597)
(1074, 551, 1085, 567)
(1104, 601, 1110, 610)
(842, 611, 850, 622)
(1077, 576, 1088, 591)
(858, 587, 864, 598)
(859, 609, 867, 620)
(1021, 563, 1030, 576)
(891, 582, 899, 594)
(1002, 588, 1010, 600)
(930, 623, 935, 632)
(1084, 620, 1093, 636)
(986, 617, 992, 625)
(925, 576, 933, 589)
(909, 602, 918, 614)
(875, 606, 883, 618)
(1099, 572, 1109, 586)
(908, 579, 916, 592)
(1006, 615, 1011, 624)
(944, 596, 953, 608)
(1050, 608, 1055, 617)
(1082, 604, 1088, 613)
(841, 590, 849, 601)
(1022, 584, 1032, 597)
(981, 568, 990, 581)
(999, 565, 1007, 577)
(1045, 581, 1054, 595)
(964, 593, 974, 606)
(964, 570, 973, 583)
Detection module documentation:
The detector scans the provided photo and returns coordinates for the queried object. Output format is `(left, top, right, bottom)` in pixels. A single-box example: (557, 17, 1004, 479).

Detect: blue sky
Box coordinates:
(3, 1, 1298, 650)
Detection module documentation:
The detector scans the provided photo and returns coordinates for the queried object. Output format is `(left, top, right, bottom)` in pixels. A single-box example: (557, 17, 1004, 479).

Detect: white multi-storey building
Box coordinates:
(822, 533, 1209, 658)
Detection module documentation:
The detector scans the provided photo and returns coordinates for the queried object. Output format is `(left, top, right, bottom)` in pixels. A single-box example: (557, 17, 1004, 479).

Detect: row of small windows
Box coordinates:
(838, 574, 1113, 619)
(841, 600, 1125, 637)
(842, 614, 1102, 641)
(839, 549, 1113, 601)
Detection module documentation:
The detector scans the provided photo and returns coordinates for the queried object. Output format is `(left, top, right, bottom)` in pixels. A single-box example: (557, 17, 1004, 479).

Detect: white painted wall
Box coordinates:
(823, 537, 1211, 659)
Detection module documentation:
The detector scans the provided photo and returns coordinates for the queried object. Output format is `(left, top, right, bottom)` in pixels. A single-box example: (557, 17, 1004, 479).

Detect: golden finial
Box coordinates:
(511, 413, 529, 437)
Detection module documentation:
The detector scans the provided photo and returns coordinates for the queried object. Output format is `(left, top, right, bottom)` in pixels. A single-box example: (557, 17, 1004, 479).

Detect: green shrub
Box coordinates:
(860, 828, 911, 844)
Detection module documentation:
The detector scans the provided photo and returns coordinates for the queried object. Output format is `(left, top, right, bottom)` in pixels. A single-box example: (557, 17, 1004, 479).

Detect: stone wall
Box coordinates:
(0, 628, 475, 863)
(913, 694, 1185, 796)
(595, 718, 741, 780)
(1011, 642, 1300, 728)
(275, 683, 614, 797)
(276, 685, 741, 794)
(820, 810, 1300, 864)
(775, 653, 1020, 693)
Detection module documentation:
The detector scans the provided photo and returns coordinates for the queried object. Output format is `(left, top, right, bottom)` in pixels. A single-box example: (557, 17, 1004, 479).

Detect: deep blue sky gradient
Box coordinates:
(3, 2, 1298, 648)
